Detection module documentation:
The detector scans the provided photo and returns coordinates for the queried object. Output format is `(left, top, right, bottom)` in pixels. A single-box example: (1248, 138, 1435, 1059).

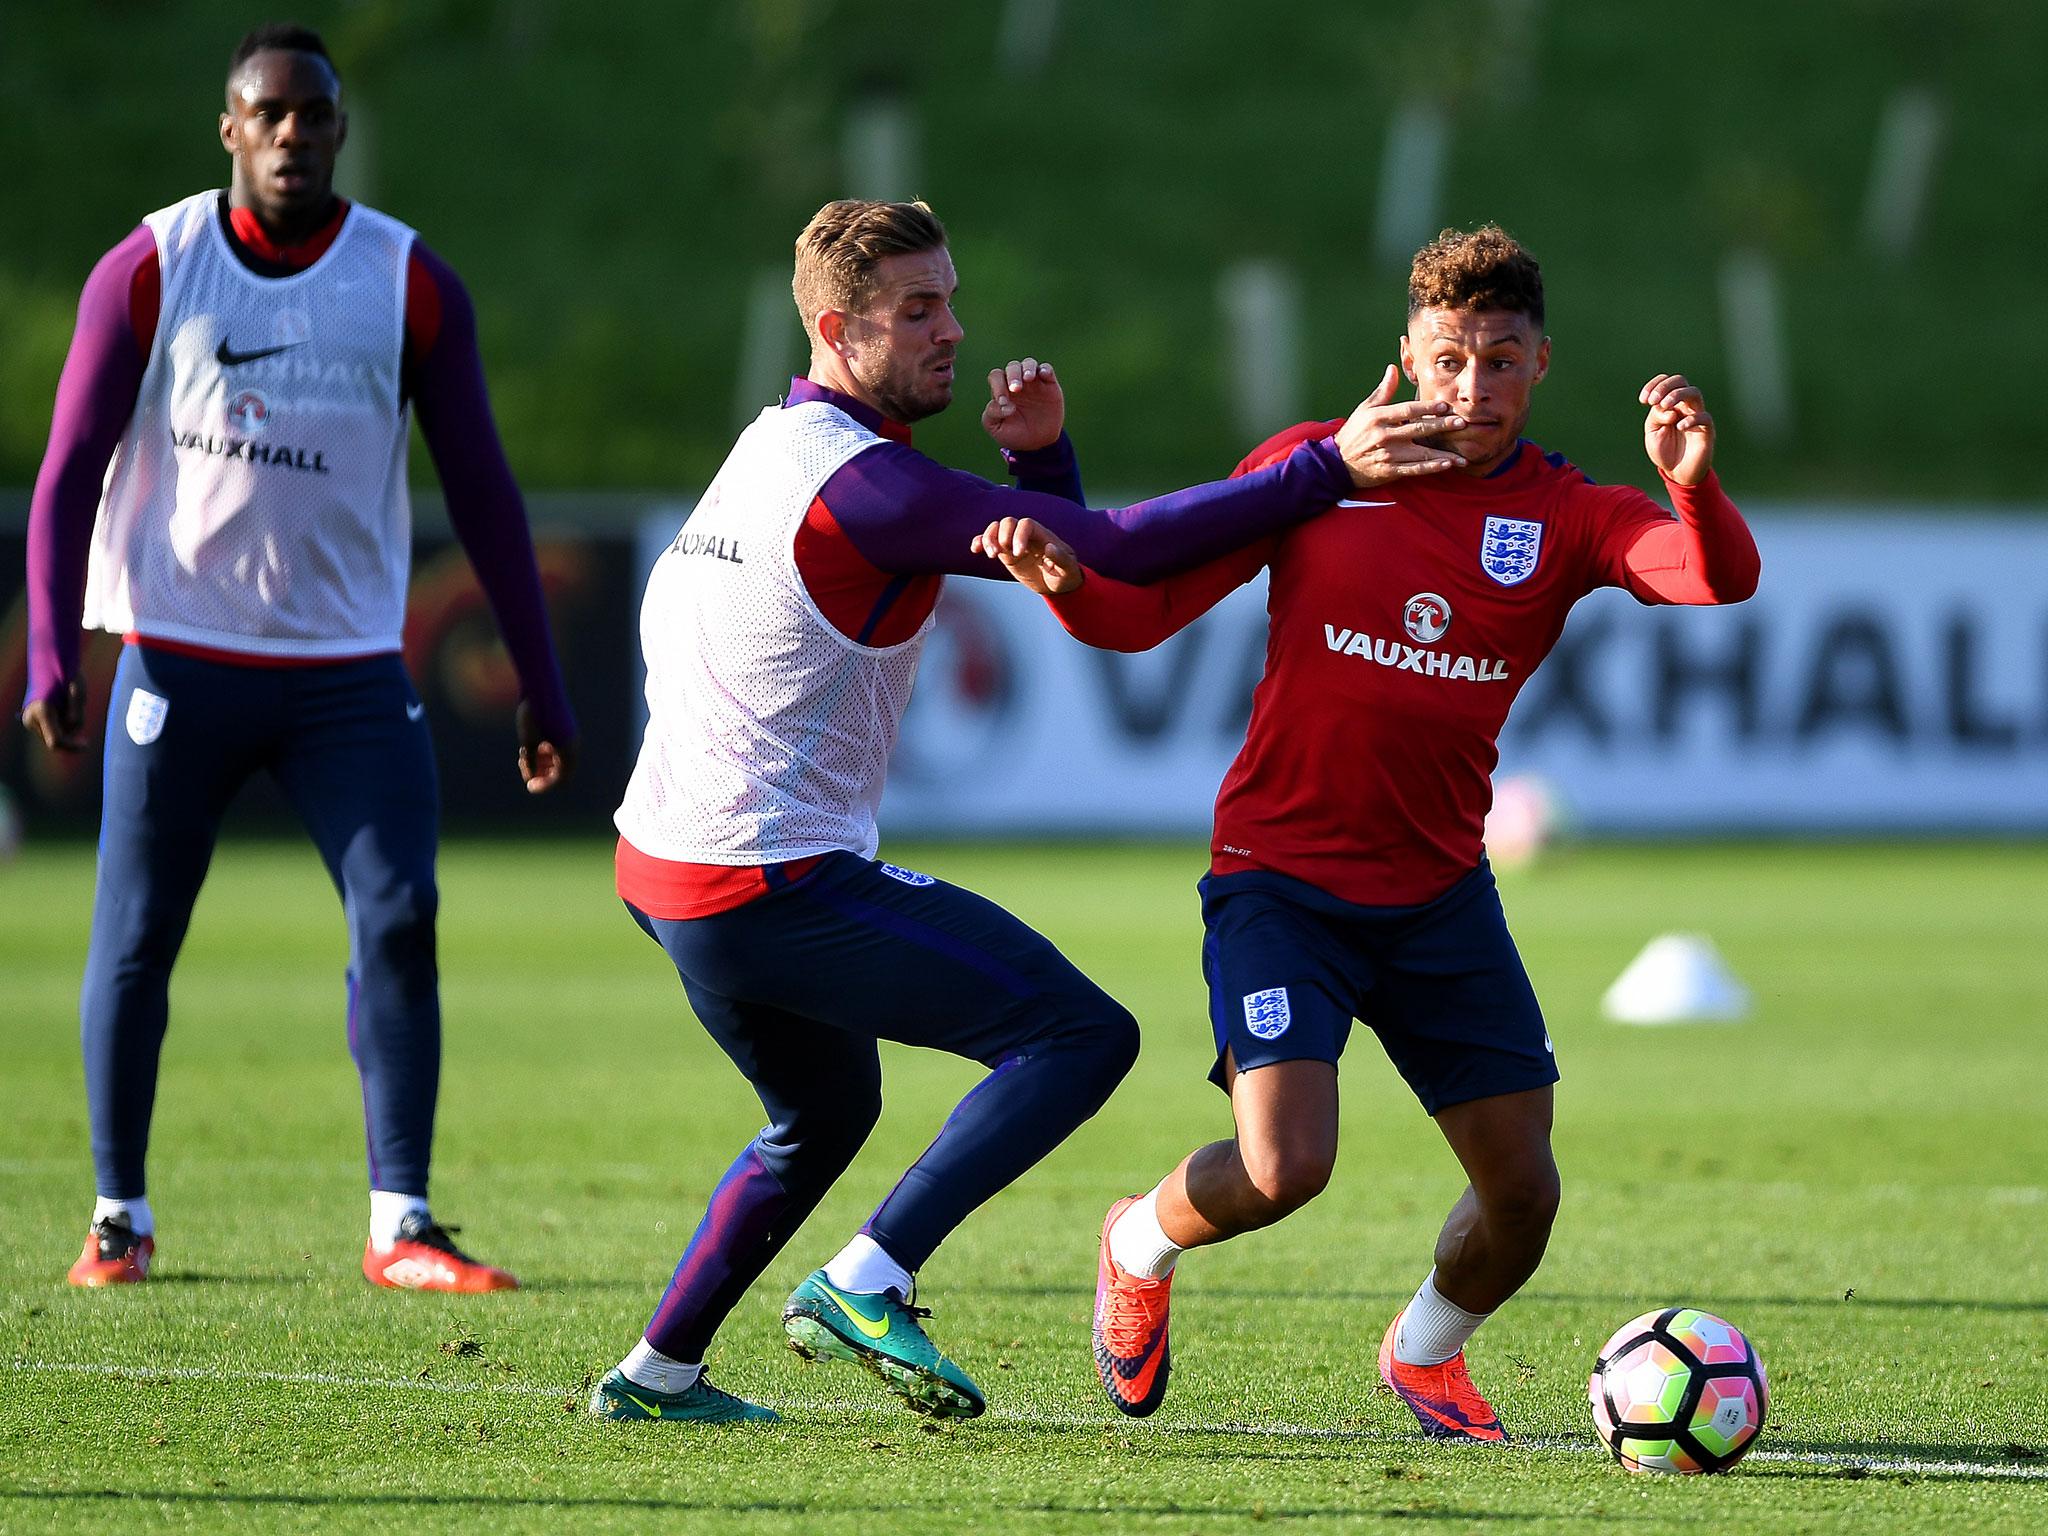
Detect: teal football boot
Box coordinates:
(587, 1367, 780, 1424)
(782, 1269, 986, 1419)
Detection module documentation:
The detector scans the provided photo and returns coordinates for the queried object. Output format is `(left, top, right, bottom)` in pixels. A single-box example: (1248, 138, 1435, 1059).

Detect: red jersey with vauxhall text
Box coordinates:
(1202, 421, 1730, 905)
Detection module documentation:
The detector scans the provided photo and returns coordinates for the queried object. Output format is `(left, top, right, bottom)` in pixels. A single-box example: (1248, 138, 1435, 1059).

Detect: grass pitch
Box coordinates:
(3, 837, 2045, 1533)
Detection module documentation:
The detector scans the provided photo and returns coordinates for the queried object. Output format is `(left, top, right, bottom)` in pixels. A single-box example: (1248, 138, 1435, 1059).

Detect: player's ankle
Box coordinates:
(92, 1194, 153, 1238)
(1394, 1270, 1490, 1367)
(368, 1190, 430, 1252)
(822, 1232, 912, 1299)
(1108, 1188, 1181, 1280)
(619, 1338, 702, 1394)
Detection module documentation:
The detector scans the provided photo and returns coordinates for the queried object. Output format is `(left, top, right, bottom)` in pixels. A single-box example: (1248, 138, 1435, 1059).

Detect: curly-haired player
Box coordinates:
(977, 225, 1760, 1438)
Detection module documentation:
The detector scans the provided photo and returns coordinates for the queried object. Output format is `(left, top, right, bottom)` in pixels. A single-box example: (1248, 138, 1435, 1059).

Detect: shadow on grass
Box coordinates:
(0, 1488, 1553, 1521)
(969, 1283, 2048, 1316)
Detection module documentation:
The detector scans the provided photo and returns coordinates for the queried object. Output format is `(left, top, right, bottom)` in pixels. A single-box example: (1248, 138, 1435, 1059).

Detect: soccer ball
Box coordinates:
(1589, 1308, 1768, 1473)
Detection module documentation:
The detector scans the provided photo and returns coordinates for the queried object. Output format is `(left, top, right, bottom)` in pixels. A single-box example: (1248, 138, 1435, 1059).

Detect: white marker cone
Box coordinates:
(1602, 933, 1751, 1025)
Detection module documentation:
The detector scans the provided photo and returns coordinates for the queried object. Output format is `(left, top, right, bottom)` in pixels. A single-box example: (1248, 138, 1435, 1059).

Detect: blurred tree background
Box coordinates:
(2, 0, 2039, 501)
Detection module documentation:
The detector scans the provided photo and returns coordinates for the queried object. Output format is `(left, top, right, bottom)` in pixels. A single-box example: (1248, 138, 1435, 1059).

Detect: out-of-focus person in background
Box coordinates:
(20, 23, 577, 1293)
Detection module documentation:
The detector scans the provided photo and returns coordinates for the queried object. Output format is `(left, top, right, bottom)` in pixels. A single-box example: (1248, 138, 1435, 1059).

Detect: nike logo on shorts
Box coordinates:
(405, 701, 426, 722)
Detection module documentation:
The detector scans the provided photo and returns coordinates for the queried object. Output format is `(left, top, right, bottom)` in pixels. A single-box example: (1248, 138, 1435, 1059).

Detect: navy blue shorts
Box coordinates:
(1201, 862, 1557, 1115)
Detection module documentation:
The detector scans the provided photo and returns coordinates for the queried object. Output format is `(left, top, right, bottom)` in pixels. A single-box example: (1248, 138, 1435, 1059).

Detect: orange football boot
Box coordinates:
(1378, 1311, 1506, 1442)
(67, 1217, 154, 1287)
(1092, 1195, 1176, 1417)
(362, 1212, 517, 1293)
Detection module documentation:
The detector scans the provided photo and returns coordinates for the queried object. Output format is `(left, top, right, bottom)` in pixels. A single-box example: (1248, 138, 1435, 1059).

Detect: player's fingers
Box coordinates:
(1365, 362, 1400, 408)
(1019, 357, 1041, 387)
(1390, 451, 1467, 474)
(1640, 373, 1673, 406)
(1380, 414, 1467, 441)
(1377, 398, 1459, 424)
(988, 367, 1008, 402)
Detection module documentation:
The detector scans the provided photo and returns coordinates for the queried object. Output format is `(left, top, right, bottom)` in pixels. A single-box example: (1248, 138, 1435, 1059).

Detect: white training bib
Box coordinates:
(615, 400, 932, 866)
(84, 191, 416, 656)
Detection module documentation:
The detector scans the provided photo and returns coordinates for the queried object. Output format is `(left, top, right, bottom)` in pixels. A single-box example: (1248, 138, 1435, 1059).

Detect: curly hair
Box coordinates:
(793, 200, 948, 344)
(1407, 225, 1544, 327)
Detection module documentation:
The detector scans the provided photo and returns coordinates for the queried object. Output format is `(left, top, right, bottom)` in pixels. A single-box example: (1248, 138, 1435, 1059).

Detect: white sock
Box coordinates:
(1106, 1188, 1181, 1280)
(93, 1195, 153, 1238)
(619, 1338, 702, 1394)
(369, 1190, 430, 1252)
(822, 1233, 913, 1299)
(1394, 1270, 1491, 1366)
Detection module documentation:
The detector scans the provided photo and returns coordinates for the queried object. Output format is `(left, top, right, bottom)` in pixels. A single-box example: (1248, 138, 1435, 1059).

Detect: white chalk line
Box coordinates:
(7, 1359, 2044, 1482)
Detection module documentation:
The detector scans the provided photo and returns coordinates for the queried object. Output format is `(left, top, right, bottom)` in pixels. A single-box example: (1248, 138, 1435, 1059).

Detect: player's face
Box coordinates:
(220, 49, 346, 231)
(845, 247, 964, 424)
(1400, 308, 1550, 474)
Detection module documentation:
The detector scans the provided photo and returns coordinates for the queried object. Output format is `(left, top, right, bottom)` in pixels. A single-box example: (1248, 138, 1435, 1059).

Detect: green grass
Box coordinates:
(3, 3, 2046, 499)
(3, 837, 2046, 1533)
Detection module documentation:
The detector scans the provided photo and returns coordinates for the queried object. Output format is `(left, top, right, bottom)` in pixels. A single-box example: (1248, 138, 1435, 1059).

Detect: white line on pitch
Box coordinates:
(8, 1360, 2044, 1481)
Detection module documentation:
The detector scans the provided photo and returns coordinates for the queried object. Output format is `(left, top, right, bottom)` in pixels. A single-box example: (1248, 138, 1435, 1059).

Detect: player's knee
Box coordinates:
(1088, 1002, 1141, 1082)
(1241, 1138, 1335, 1216)
(1039, 992, 1139, 1089)
(355, 873, 439, 950)
(1484, 1162, 1561, 1235)
(771, 1089, 882, 1171)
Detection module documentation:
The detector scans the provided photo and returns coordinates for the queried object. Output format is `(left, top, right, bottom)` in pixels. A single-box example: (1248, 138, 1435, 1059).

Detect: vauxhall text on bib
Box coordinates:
(84, 192, 417, 656)
(616, 401, 932, 865)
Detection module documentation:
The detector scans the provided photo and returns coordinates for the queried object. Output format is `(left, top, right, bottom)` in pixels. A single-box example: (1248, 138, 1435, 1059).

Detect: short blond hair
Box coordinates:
(793, 199, 948, 343)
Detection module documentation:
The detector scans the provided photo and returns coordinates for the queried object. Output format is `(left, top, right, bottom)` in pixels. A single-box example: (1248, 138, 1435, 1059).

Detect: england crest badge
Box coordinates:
(1480, 516, 1543, 586)
(126, 688, 169, 746)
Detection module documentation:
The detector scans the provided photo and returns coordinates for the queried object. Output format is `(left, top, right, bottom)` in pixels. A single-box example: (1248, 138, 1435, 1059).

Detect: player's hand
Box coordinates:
(981, 358, 1065, 453)
(1641, 373, 1715, 486)
(970, 515, 1084, 596)
(21, 678, 88, 753)
(515, 700, 577, 795)
(1333, 364, 1467, 488)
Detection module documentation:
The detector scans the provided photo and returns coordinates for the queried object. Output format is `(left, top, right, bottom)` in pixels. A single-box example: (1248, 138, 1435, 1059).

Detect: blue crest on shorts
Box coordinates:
(1242, 987, 1292, 1041)
(1480, 516, 1544, 586)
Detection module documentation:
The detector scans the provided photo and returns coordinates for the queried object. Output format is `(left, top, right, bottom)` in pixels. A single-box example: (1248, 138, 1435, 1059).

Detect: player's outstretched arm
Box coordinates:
(409, 245, 579, 793)
(1613, 375, 1760, 605)
(969, 515, 1266, 652)
(833, 364, 1448, 588)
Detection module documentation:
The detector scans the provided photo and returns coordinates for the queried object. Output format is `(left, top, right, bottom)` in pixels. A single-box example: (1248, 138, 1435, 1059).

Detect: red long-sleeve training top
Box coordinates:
(1042, 420, 1761, 906)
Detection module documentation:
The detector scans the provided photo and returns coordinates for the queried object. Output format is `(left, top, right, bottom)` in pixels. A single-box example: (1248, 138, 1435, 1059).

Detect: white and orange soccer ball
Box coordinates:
(1589, 1307, 1768, 1473)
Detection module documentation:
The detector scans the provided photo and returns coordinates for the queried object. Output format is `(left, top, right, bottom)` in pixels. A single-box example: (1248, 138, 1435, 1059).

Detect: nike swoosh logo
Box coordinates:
(405, 701, 426, 722)
(817, 1282, 892, 1340)
(618, 1389, 664, 1417)
(1105, 1326, 1167, 1381)
(216, 339, 303, 366)
(1335, 498, 1396, 508)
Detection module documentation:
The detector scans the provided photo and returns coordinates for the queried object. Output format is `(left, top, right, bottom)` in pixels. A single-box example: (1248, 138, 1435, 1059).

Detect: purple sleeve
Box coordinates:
(1000, 432, 1084, 504)
(818, 435, 1351, 582)
(409, 244, 577, 743)
(24, 225, 154, 708)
